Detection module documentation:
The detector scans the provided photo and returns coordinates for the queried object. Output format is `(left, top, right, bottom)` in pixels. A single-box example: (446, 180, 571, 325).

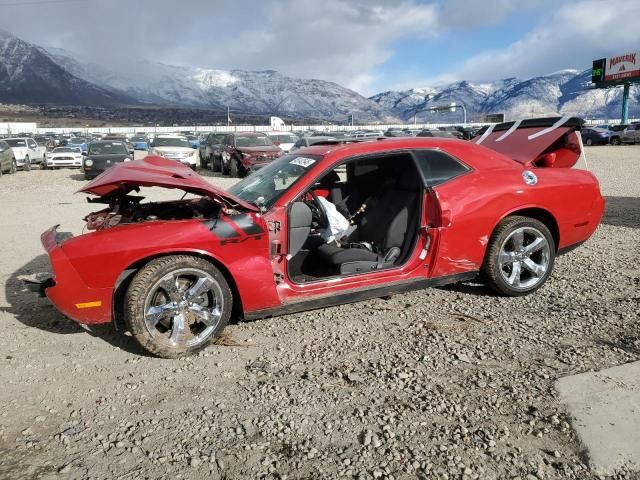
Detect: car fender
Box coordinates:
(60, 217, 281, 317)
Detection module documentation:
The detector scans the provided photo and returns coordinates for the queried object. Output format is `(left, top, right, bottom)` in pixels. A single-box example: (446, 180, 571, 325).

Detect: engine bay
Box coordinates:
(84, 194, 221, 230)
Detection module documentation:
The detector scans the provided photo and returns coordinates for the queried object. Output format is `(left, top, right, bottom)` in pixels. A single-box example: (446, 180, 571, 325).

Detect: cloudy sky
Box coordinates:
(1, 0, 639, 95)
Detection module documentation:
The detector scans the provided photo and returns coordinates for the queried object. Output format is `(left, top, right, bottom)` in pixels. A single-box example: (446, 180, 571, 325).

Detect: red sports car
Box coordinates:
(31, 117, 604, 357)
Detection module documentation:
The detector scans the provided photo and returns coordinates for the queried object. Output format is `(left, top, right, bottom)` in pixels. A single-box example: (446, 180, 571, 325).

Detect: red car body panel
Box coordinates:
(39, 119, 604, 326)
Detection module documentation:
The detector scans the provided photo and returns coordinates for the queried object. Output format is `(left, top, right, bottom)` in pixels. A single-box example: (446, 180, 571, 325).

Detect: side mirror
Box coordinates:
(82, 151, 87, 156)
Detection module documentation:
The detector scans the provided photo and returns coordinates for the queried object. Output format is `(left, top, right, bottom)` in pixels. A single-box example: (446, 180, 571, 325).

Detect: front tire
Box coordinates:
(10, 158, 16, 174)
(610, 137, 621, 146)
(585, 138, 593, 146)
(124, 255, 232, 358)
(482, 216, 555, 296)
(24, 156, 31, 171)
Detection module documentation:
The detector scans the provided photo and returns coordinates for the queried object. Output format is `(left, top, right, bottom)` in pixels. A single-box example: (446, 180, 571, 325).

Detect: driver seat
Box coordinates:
(316, 169, 420, 274)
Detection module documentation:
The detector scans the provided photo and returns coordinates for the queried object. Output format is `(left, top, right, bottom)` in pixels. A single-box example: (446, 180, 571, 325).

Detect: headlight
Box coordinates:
(124, 158, 131, 162)
(154, 150, 164, 157)
(242, 153, 250, 158)
(84, 159, 93, 166)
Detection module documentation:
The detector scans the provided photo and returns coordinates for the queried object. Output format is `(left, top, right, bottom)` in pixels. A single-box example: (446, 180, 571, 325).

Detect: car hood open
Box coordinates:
(473, 117, 584, 168)
(78, 156, 258, 211)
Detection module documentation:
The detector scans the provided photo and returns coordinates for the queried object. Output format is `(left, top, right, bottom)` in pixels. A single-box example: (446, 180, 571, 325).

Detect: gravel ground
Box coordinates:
(0, 147, 638, 480)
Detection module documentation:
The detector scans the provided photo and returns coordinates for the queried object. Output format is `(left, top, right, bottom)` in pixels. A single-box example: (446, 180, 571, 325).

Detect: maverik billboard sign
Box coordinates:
(592, 51, 640, 86)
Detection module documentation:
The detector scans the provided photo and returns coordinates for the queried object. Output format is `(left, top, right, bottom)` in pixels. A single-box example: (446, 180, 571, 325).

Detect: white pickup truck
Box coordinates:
(4, 137, 47, 171)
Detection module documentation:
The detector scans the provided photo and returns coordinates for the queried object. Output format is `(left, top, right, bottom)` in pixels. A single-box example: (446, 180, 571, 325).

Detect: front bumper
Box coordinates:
(48, 158, 82, 168)
(32, 226, 113, 325)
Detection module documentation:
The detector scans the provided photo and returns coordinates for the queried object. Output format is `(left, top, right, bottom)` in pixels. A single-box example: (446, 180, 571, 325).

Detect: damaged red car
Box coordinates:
(31, 117, 604, 358)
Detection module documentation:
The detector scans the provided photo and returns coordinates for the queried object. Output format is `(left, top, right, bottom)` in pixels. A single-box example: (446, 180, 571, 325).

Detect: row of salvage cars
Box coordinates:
(25, 117, 605, 358)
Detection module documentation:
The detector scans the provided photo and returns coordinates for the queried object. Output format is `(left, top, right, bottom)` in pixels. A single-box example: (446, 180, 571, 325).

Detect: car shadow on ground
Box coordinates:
(2, 254, 151, 356)
(69, 173, 87, 182)
(602, 196, 640, 229)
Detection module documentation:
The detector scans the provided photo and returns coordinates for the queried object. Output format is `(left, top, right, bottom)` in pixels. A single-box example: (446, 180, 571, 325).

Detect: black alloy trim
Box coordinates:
(242, 271, 478, 321)
(231, 213, 265, 235)
(202, 219, 240, 238)
(557, 240, 586, 256)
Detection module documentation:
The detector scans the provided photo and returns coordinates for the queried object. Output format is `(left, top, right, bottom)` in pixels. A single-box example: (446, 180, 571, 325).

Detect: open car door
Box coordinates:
(473, 117, 584, 169)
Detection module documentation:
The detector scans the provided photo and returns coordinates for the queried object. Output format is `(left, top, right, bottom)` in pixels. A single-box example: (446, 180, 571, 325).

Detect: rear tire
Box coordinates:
(610, 137, 621, 146)
(482, 216, 555, 296)
(585, 138, 593, 146)
(124, 255, 232, 358)
(10, 158, 16, 174)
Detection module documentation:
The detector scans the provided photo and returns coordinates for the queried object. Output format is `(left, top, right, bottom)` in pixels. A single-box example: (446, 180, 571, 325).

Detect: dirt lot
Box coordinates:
(0, 147, 639, 480)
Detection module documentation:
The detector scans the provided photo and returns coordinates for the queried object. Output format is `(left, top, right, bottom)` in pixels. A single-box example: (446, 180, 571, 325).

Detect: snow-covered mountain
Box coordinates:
(0, 31, 394, 122)
(1, 29, 638, 123)
(0, 30, 131, 105)
(371, 70, 640, 122)
(44, 45, 396, 122)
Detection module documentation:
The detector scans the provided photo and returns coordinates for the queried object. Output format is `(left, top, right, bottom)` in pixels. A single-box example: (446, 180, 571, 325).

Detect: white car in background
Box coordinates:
(266, 132, 298, 153)
(45, 147, 83, 169)
(149, 135, 199, 170)
(4, 137, 47, 171)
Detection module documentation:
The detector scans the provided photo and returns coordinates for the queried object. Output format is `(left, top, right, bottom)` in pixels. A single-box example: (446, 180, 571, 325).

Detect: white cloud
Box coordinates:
(442, 0, 640, 82)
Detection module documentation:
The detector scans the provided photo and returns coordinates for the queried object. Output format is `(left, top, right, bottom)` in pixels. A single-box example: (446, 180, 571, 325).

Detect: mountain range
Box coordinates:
(1, 29, 638, 123)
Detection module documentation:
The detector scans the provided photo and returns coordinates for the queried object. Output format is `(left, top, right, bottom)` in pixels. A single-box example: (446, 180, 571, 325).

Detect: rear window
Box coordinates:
(413, 150, 470, 186)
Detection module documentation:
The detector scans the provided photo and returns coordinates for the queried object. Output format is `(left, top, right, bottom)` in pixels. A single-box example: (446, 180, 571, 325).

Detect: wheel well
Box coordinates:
(504, 208, 559, 250)
(111, 251, 243, 330)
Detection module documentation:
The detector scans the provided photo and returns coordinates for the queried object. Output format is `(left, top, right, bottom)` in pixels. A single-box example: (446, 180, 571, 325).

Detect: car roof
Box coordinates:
(233, 132, 267, 137)
(296, 136, 516, 172)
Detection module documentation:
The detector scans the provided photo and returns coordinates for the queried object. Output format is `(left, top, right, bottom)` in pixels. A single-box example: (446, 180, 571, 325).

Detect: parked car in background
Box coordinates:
(149, 135, 199, 170)
(67, 137, 89, 153)
(4, 137, 47, 171)
(221, 132, 282, 177)
(130, 136, 150, 151)
(596, 124, 629, 133)
(417, 129, 458, 138)
(266, 132, 298, 153)
(45, 147, 83, 169)
(580, 127, 618, 146)
(82, 141, 133, 179)
(200, 132, 228, 170)
(290, 136, 336, 151)
(620, 123, 640, 144)
(0, 140, 17, 176)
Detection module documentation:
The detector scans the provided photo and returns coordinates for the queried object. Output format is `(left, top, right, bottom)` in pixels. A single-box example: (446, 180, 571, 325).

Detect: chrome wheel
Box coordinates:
(498, 226, 550, 290)
(143, 268, 224, 349)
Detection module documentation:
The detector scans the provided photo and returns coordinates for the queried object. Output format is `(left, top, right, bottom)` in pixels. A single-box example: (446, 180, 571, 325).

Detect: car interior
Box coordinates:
(287, 152, 423, 283)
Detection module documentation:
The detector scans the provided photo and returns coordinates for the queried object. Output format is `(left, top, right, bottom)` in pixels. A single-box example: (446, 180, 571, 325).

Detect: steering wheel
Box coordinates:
(306, 191, 329, 228)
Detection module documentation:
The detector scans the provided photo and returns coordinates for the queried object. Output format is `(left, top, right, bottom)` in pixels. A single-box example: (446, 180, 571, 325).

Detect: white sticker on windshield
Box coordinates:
(112, 142, 121, 145)
(290, 157, 316, 168)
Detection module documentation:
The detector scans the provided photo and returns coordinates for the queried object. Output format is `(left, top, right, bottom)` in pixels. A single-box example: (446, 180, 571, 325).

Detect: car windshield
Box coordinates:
(236, 135, 273, 147)
(89, 142, 128, 155)
(228, 154, 322, 208)
(5, 139, 27, 147)
(153, 137, 191, 148)
(211, 134, 226, 143)
(69, 138, 85, 143)
(53, 147, 79, 153)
